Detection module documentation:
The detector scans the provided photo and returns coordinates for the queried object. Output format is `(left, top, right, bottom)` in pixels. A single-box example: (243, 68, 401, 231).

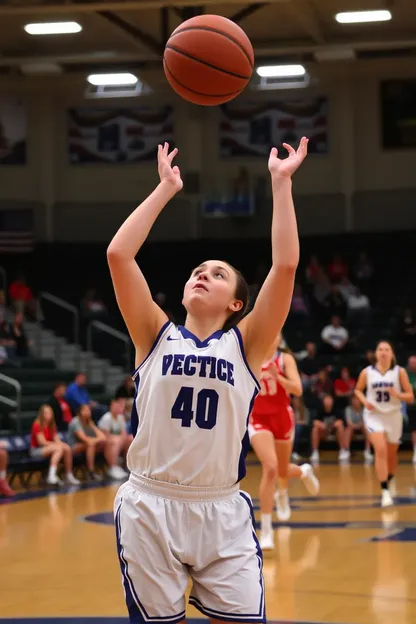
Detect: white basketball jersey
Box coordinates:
(127, 321, 260, 487)
(365, 365, 401, 415)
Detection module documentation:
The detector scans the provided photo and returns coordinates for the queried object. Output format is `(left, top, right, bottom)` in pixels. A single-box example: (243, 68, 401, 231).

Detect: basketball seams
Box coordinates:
(169, 25, 254, 69)
(163, 59, 243, 100)
(164, 44, 251, 81)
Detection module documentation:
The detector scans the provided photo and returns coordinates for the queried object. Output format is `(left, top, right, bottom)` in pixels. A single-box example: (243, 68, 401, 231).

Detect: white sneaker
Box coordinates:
(46, 475, 63, 486)
(300, 463, 320, 496)
(381, 489, 394, 508)
(108, 466, 128, 480)
(291, 452, 301, 462)
(259, 531, 274, 551)
(275, 491, 291, 521)
(66, 473, 81, 485)
(364, 449, 373, 464)
(310, 450, 319, 464)
(389, 478, 397, 497)
(412, 450, 416, 464)
(339, 449, 350, 462)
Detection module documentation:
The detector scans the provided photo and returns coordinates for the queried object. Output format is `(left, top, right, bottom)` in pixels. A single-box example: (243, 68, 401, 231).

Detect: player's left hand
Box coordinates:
(268, 137, 309, 179)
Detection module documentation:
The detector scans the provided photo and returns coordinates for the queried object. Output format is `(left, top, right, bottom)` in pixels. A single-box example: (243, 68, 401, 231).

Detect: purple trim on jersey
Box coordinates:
(130, 396, 139, 438)
(237, 387, 259, 483)
(231, 326, 261, 390)
(132, 321, 172, 379)
(115, 502, 186, 624)
(177, 325, 223, 348)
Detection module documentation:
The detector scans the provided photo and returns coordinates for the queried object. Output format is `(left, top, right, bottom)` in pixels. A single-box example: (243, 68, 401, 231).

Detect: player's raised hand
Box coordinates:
(157, 142, 183, 193)
(268, 137, 309, 179)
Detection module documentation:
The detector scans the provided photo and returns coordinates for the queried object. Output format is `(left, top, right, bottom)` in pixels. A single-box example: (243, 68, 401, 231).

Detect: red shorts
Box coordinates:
(248, 406, 295, 442)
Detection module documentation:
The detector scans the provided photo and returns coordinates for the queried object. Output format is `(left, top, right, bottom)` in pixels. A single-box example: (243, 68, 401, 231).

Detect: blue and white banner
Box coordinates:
(219, 97, 329, 157)
(68, 106, 174, 164)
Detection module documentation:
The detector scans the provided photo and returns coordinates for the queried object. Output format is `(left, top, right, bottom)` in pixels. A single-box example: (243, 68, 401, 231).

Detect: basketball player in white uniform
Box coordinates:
(355, 341, 413, 507)
(107, 139, 308, 623)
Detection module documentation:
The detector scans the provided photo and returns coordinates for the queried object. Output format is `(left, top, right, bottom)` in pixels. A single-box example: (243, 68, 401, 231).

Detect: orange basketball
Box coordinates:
(163, 14, 254, 106)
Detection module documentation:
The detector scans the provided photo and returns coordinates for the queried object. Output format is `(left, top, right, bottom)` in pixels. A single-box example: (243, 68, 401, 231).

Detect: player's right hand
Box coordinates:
(157, 142, 183, 193)
(365, 401, 374, 411)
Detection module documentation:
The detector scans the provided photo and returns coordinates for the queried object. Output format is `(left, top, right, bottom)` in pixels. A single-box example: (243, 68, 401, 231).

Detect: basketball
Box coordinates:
(163, 14, 254, 106)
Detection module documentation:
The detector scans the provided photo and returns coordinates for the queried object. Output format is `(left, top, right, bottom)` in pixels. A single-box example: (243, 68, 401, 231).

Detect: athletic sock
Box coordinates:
(48, 465, 57, 479)
(261, 513, 272, 533)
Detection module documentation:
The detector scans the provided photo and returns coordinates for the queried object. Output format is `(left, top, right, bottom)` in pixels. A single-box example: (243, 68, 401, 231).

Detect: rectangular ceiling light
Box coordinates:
(24, 21, 82, 35)
(87, 73, 138, 86)
(256, 64, 306, 78)
(335, 10, 392, 24)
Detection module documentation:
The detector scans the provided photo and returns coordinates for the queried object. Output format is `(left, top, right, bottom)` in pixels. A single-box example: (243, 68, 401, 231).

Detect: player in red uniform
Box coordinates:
(249, 333, 319, 550)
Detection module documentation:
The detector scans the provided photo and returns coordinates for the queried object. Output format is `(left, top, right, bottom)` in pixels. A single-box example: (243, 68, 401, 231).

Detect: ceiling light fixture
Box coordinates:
(24, 21, 82, 35)
(87, 73, 138, 86)
(256, 64, 306, 78)
(335, 10, 392, 24)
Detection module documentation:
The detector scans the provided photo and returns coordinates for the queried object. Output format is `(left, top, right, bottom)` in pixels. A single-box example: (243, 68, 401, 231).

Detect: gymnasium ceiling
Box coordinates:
(0, 0, 415, 75)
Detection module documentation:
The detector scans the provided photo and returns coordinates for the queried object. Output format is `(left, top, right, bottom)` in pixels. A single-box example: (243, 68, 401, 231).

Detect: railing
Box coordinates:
(0, 265, 7, 296)
(37, 292, 80, 368)
(0, 373, 22, 433)
(87, 321, 131, 387)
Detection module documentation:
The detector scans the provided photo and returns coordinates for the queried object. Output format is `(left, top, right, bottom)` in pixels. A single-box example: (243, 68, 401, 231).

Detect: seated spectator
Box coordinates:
(346, 287, 371, 325)
(344, 395, 372, 462)
(314, 367, 334, 400)
(323, 284, 347, 318)
(334, 366, 356, 410)
(0, 442, 15, 497)
(65, 372, 106, 420)
(10, 312, 30, 357)
(312, 268, 331, 310)
(399, 308, 416, 349)
(298, 342, 320, 391)
(30, 405, 80, 486)
(67, 404, 106, 481)
(290, 283, 309, 318)
(321, 316, 349, 354)
(338, 276, 355, 301)
(115, 376, 135, 399)
(328, 254, 348, 283)
(48, 383, 73, 431)
(311, 395, 349, 463)
(0, 314, 15, 365)
(8, 273, 37, 318)
(98, 398, 131, 480)
(305, 255, 322, 285)
(405, 355, 416, 464)
(354, 251, 373, 291)
(80, 288, 107, 320)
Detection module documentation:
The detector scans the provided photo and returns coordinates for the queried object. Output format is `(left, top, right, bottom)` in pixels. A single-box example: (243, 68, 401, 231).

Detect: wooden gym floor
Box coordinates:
(1, 453, 416, 624)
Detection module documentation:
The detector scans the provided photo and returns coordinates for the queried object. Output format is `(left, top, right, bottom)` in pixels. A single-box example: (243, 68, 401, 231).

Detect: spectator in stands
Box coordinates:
(323, 284, 347, 319)
(8, 273, 37, 319)
(399, 308, 416, 349)
(346, 286, 371, 325)
(65, 372, 106, 419)
(98, 398, 131, 479)
(115, 376, 135, 399)
(354, 251, 373, 291)
(314, 367, 334, 400)
(68, 404, 106, 481)
(291, 396, 308, 461)
(0, 441, 15, 496)
(334, 366, 356, 410)
(80, 288, 107, 320)
(311, 395, 349, 463)
(298, 342, 320, 388)
(290, 283, 309, 318)
(48, 383, 73, 431)
(30, 405, 80, 486)
(328, 254, 348, 283)
(321, 316, 349, 354)
(0, 313, 15, 365)
(312, 268, 331, 310)
(154, 292, 175, 322)
(10, 312, 30, 357)
(344, 395, 372, 462)
(405, 355, 416, 464)
(305, 255, 322, 285)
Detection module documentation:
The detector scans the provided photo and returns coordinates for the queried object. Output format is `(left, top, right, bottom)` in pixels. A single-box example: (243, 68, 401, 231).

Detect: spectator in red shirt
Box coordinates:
(8, 274, 37, 318)
(47, 383, 73, 431)
(328, 255, 348, 283)
(334, 366, 356, 410)
(0, 442, 15, 497)
(30, 404, 80, 486)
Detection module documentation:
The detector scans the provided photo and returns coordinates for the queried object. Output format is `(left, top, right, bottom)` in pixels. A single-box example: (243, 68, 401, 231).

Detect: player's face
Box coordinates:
(183, 260, 242, 319)
(376, 342, 393, 366)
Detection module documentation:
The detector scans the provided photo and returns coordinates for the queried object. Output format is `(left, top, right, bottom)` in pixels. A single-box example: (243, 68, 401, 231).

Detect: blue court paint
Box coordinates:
(368, 527, 416, 542)
(0, 480, 114, 506)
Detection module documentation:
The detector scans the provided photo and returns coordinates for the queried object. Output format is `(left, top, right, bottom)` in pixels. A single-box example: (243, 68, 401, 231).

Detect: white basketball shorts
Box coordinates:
(114, 473, 265, 624)
(363, 410, 403, 444)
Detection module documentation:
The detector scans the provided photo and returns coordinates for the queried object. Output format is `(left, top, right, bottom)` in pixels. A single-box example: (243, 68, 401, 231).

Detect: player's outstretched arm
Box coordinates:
(239, 137, 308, 369)
(107, 143, 182, 362)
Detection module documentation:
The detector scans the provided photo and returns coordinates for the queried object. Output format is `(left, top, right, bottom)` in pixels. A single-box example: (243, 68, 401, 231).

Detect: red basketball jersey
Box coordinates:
(252, 351, 291, 417)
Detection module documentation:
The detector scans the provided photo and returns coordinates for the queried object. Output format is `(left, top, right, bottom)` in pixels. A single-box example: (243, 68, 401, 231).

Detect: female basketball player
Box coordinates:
(108, 139, 308, 624)
(355, 341, 414, 507)
(248, 333, 319, 549)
